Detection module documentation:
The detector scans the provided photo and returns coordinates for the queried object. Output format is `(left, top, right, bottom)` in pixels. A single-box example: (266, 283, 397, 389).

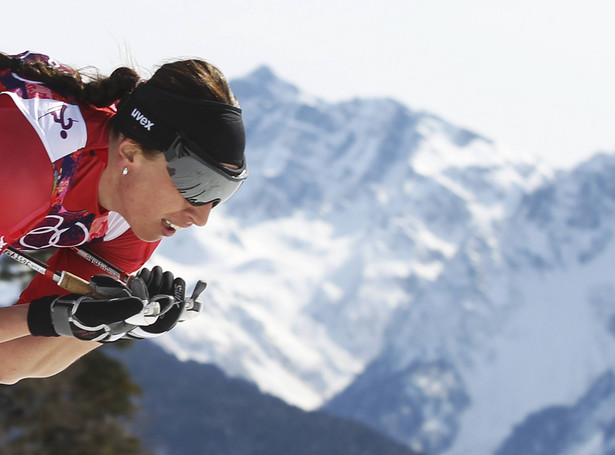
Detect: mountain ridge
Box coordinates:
(150, 66, 615, 454)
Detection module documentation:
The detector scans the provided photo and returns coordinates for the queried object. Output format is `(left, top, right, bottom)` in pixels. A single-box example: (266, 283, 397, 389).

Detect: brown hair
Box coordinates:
(0, 52, 238, 110)
(148, 59, 240, 108)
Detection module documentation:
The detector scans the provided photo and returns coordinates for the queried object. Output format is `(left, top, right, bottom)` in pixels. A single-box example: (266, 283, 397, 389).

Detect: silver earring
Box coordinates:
(122, 167, 128, 176)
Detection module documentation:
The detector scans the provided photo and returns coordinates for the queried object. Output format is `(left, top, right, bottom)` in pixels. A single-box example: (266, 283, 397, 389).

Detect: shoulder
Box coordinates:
(0, 94, 53, 234)
(0, 89, 87, 162)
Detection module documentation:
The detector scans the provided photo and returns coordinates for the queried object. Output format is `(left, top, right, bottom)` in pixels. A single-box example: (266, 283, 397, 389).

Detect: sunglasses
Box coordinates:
(163, 135, 248, 207)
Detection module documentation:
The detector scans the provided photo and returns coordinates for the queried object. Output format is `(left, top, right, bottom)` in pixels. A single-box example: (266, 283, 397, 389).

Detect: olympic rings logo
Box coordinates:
(20, 215, 89, 249)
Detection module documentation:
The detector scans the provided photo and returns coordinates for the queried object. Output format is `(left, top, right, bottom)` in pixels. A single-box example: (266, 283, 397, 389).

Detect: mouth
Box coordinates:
(162, 219, 193, 237)
(163, 219, 185, 231)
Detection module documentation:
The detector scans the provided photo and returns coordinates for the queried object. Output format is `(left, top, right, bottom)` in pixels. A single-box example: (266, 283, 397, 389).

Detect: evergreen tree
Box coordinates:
(0, 347, 150, 454)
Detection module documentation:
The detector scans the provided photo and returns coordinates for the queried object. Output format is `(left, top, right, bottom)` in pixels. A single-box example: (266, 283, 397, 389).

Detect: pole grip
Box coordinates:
(57, 271, 106, 299)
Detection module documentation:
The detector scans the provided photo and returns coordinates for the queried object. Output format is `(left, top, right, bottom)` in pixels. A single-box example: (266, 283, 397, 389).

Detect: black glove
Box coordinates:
(27, 275, 149, 343)
(123, 266, 206, 340)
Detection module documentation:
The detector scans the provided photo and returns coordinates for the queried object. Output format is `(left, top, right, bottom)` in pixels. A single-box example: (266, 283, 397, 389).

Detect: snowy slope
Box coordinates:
(149, 66, 615, 454)
(327, 153, 615, 454)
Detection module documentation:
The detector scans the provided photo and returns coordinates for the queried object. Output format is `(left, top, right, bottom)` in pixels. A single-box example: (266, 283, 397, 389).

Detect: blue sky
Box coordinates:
(3, 0, 613, 169)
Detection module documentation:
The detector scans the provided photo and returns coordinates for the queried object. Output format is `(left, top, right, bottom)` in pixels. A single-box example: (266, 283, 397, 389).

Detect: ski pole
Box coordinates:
(2, 247, 161, 318)
(69, 247, 131, 284)
(2, 246, 107, 299)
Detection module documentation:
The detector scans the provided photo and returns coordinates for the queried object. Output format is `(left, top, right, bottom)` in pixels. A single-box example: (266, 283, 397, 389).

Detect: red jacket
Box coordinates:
(0, 52, 159, 304)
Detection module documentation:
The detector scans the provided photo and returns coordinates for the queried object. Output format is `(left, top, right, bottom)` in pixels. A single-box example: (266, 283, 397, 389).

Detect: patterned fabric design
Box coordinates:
(0, 52, 109, 251)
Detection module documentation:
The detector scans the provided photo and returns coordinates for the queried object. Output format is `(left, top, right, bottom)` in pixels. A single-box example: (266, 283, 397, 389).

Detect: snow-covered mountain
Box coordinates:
(150, 66, 615, 455)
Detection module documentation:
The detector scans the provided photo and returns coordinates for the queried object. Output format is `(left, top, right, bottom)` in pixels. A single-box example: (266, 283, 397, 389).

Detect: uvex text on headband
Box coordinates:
(114, 82, 247, 206)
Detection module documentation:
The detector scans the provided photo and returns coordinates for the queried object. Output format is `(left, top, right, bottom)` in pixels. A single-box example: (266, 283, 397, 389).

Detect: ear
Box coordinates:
(117, 137, 141, 169)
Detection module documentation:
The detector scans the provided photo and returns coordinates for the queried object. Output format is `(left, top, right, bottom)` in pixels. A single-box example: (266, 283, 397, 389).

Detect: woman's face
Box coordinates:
(117, 149, 213, 242)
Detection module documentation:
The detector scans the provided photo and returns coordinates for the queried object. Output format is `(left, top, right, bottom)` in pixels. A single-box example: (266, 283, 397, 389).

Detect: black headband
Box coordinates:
(114, 82, 246, 167)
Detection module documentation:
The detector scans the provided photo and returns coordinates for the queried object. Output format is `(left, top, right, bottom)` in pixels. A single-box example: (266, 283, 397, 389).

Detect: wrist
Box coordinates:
(27, 296, 60, 337)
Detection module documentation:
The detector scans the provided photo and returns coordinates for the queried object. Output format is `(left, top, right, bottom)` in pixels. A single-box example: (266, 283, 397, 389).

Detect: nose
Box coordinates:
(187, 202, 213, 226)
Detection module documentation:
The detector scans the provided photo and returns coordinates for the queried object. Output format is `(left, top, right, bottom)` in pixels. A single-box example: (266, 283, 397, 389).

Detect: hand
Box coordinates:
(27, 275, 150, 343)
(123, 266, 206, 340)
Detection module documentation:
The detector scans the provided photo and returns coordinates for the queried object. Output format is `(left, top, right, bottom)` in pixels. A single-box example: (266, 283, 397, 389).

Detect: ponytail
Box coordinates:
(0, 52, 140, 108)
(81, 67, 141, 107)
